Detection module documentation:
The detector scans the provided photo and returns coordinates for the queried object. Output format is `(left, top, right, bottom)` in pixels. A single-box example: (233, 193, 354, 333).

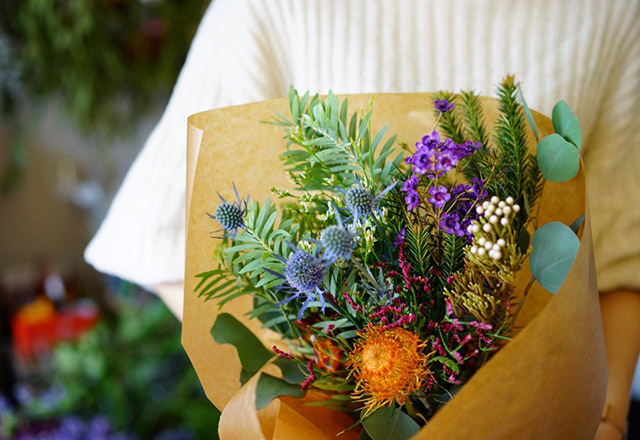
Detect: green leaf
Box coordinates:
(552, 100, 582, 150)
(536, 134, 580, 182)
(362, 406, 420, 440)
(569, 214, 585, 234)
(210, 313, 272, 373)
(274, 357, 306, 384)
(530, 222, 580, 294)
(255, 373, 305, 410)
(517, 86, 538, 141)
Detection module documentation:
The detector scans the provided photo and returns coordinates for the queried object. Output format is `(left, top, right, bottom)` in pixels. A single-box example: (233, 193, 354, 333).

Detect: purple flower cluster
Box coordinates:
(404, 131, 481, 179)
(439, 178, 487, 239)
(400, 130, 482, 212)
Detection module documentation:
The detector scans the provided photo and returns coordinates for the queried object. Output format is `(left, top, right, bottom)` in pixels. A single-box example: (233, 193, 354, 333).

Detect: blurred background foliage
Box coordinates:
(1, 291, 220, 440)
(0, 0, 209, 193)
(0, 2, 221, 439)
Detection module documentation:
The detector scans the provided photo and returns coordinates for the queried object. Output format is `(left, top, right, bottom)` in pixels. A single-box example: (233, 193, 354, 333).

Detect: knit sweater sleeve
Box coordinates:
(84, 0, 283, 286)
(583, 2, 640, 292)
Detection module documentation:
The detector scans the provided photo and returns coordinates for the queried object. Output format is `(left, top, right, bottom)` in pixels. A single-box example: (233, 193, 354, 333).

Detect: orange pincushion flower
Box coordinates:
(347, 325, 433, 415)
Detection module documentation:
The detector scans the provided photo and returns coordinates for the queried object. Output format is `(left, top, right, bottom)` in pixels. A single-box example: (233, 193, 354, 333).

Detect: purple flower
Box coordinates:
(434, 152, 458, 173)
(435, 99, 455, 113)
(405, 189, 420, 210)
(411, 148, 433, 175)
(393, 228, 406, 246)
(401, 175, 419, 192)
(427, 185, 450, 209)
(418, 131, 440, 152)
(470, 177, 487, 200)
(440, 213, 458, 234)
(456, 140, 482, 159)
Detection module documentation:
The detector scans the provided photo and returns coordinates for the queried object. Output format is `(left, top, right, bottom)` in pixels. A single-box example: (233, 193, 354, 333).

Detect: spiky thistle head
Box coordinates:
(341, 177, 398, 223)
(321, 225, 355, 262)
(285, 249, 326, 294)
(214, 202, 243, 231)
(345, 187, 375, 220)
(347, 326, 433, 416)
(208, 183, 248, 238)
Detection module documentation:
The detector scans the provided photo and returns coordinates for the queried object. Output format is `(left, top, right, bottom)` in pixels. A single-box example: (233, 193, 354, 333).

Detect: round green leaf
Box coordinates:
(552, 100, 582, 150)
(530, 222, 580, 294)
(537, 134, 580, 182)
(362, 407, 420, 440)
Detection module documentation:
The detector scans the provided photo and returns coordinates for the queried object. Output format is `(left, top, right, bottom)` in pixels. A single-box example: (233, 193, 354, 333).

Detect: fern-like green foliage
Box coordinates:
(457, 90, 495, 182)
(403, 226, 434, 279)
(271, 87, 404, 193)
(493, 75, 543, 233)
(194, 198, 299, 313)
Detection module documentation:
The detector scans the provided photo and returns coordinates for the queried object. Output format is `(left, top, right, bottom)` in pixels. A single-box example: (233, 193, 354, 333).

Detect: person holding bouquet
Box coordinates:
(85, 1, 640, 438)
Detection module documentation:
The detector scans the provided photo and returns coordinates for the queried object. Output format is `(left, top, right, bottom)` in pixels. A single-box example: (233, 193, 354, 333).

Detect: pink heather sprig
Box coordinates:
(444, 365, 461, 384)
(300, 359, 316, 391)
(398, 243, 412, 290)
(382, 313, 416, 331)
(369, 304, 406, 319)
(432, 338, 446, 357)
(454, 333, 473, 347)
(444, 298, 454, 316)
(272, 345, 293, 359)
(468, 320, 494, 346)
(342, 290, 361, 313)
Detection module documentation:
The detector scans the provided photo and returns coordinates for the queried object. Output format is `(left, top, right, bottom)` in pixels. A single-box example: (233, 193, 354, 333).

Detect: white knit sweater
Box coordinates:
(85, 0, 640, 293)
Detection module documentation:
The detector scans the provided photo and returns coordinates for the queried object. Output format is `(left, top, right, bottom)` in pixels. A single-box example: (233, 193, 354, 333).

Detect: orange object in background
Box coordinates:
(12, 297, 99, 359)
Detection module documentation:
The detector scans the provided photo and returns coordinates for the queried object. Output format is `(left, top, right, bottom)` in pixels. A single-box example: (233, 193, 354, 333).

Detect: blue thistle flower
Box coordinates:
(321, 226, 355, 262)
(345, 187, 375, 220)
(284, 250, 326, 294)
(266, 245, 328, 320)
(207, 183, 248, 239)
(341, 177, 398, 223)
(320, 207, 355, 262)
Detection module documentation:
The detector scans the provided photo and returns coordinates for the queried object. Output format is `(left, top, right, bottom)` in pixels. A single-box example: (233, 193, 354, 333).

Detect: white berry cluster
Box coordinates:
(467, 196, 520, 261)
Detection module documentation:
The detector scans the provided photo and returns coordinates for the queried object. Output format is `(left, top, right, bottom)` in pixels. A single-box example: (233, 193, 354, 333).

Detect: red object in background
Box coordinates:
(12, 297, 100, 359)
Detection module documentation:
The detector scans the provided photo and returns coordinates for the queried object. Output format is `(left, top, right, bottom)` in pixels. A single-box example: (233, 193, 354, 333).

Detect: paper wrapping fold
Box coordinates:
(183, 94, 607, 439)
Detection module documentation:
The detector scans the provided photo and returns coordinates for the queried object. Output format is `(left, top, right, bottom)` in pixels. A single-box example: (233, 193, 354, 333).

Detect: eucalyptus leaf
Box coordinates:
(359, 431, 374, 440)
(536, 134, 580, 182)
(552, 100, 582, 149)
(210, 313, 272, 374)
(530, 222, 580, 294)
(362, 407, 420, 440)
(255, 373, 305, 410)
(517, 86, 539, 141)
(569, 214, 585, 234)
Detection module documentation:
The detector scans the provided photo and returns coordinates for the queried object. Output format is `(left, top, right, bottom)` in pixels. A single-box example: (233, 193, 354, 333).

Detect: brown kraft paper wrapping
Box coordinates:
(183, 94, 607, 439)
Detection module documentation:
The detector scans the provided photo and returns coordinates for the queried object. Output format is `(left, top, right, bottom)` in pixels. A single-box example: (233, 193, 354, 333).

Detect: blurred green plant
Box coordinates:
(0, 0, 208, 194)
(51, 295, 220, 440)
(1, 0, 208, 133)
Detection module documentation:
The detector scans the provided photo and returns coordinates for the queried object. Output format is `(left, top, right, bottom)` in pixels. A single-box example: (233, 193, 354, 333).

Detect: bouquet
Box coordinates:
(183, 77, 607, 439)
